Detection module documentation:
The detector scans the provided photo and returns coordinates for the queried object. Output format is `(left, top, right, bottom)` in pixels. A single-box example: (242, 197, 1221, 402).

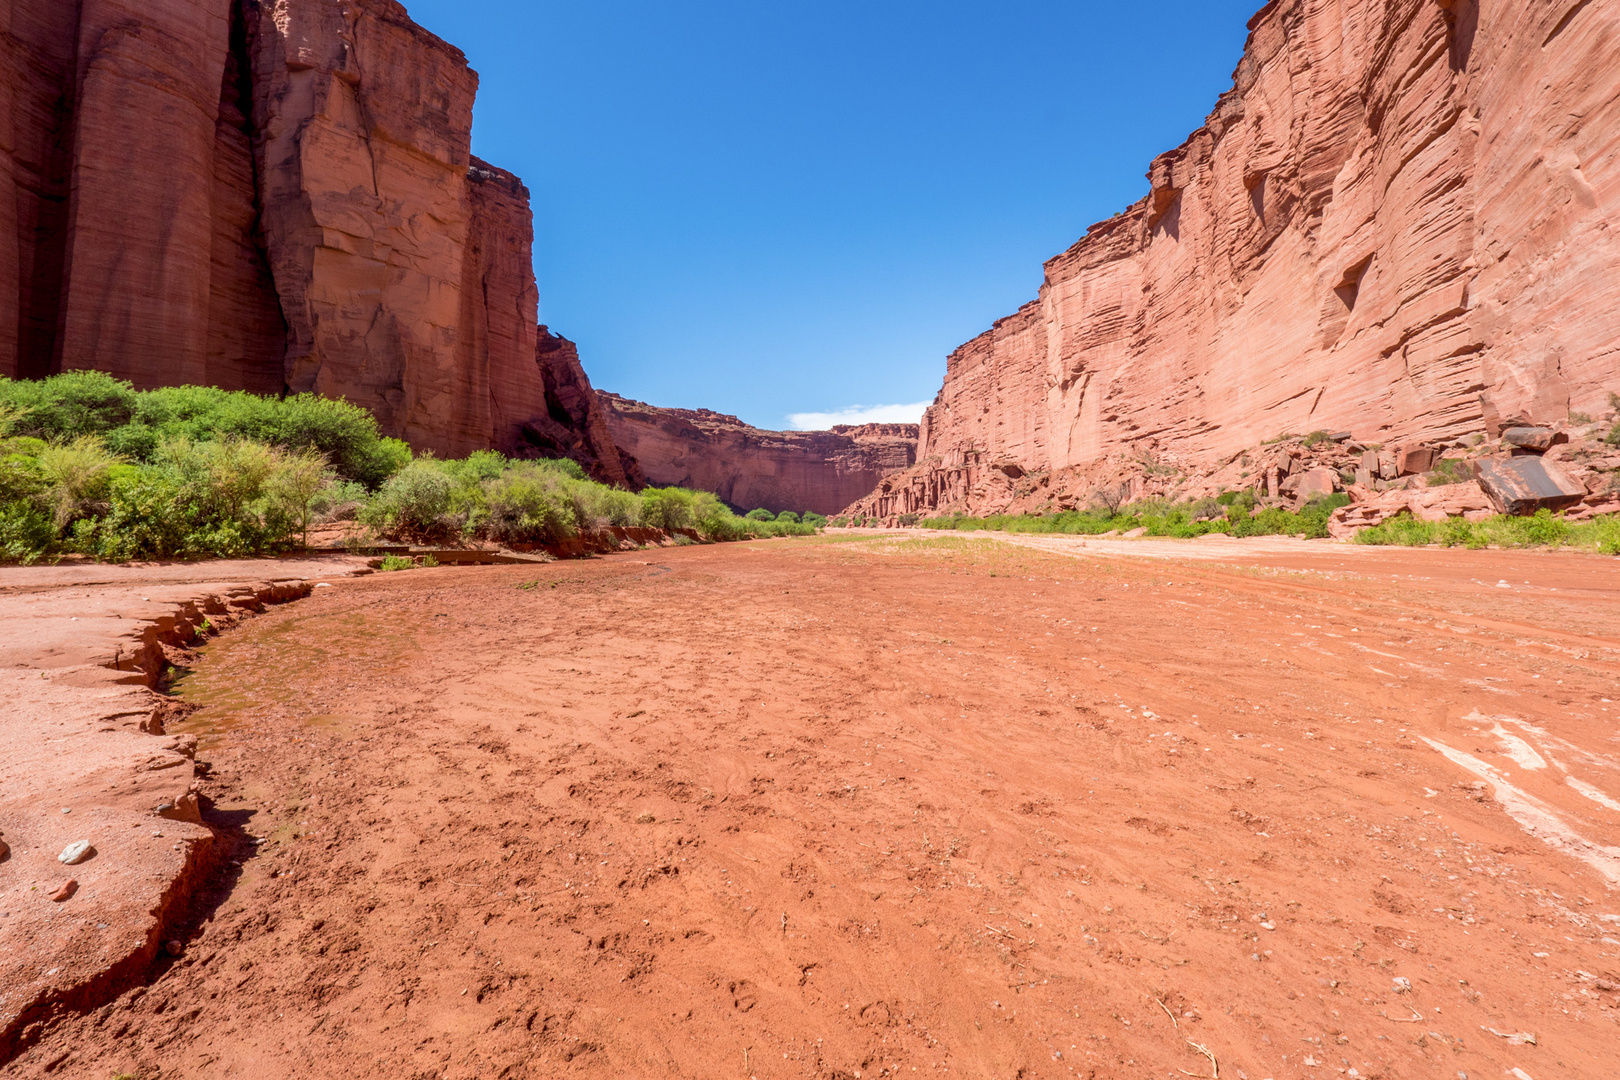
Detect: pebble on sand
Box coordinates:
(51, 880, 78, 902)
(58, 840, 95, 865)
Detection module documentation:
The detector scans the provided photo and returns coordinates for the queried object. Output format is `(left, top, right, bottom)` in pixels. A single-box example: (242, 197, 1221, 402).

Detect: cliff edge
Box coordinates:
(852, 0, 1620, 517)
(598, 393, 916, 516)
(0, 0, 623, 478)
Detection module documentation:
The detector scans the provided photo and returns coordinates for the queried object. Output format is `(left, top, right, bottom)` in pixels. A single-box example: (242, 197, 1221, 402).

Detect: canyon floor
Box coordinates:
(10, 533, 1620, 1080)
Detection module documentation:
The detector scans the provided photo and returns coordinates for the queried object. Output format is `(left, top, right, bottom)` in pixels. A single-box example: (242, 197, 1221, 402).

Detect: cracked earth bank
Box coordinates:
(10, 534, 1620, 1080)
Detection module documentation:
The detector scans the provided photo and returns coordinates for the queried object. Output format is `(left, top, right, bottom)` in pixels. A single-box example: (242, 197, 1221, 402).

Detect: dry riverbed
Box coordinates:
(6, 534, 1620, 1079)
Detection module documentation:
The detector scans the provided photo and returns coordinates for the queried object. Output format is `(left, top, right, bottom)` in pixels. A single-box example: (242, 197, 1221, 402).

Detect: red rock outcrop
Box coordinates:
(525, 330, 640, 488)
(856, 0, 1620, 518)
(598, 393, 917, 515)
(0, 0, 624, 475)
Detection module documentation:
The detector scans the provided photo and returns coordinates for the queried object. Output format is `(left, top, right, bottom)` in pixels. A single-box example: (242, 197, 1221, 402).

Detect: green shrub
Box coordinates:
(481, 468, 576, 544)
(1592, 517, 1620, 556)
(1522, 508, 1570, 546)
(1438, 516, 1476, 548)
(37, 435, 123, 532)
(362, 460, 457, 541)
(1355, 513, 1439, 546)
(0, 501, 52, 563)
(0, 376, 814, 559)
(267, 449, 335, 546)
(640, 487, 695, 531)
(0, 374, 410, 487)
(0, 370, 137, 441)
(744, 508, 773, 521)
(378, 554, 417, 572)
(775, 511, 801, 525)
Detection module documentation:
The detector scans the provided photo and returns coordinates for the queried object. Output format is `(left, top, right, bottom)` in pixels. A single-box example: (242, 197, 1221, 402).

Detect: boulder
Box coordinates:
(1327, 482, 1493, 538)
(1470, 457, 1587, 516)
(1501, 427, 1568, 454)
(1292, 467, 1338, 503)
(1395, 447, 1438, 475)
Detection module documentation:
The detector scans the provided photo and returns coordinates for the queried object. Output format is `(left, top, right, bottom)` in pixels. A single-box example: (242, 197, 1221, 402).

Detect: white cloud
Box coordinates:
(785, 402, 931, 431)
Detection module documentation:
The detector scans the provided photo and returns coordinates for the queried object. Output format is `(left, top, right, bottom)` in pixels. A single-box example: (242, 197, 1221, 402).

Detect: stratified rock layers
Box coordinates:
(599, 393, 916, 516)
(890, 0, 1620, 514)
(0, 0, 620, 473)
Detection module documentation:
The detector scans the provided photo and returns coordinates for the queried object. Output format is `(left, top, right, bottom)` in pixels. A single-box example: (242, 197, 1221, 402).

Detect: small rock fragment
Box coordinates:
(58, 840, 95, 865)
(1393, 977, 1412, 993)
(165, 939, 184, 956)
(157, 792, 203, 824)
(51, 879, 78, 902)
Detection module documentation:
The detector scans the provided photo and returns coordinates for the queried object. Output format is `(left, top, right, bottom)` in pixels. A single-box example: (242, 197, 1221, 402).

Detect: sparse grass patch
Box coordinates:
(1356, 509, 1619, 553)
(915, 492, 1350, 541)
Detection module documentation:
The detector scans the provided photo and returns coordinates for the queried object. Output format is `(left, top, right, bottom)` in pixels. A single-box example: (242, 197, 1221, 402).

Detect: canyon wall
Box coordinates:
(0, 0, 623, 477)
(598, 393, 916, 515)
(862, 0, 1620, 516)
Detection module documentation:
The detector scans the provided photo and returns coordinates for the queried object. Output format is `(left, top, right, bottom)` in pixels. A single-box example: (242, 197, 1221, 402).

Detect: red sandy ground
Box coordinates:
(9, 534, 1620, 1079)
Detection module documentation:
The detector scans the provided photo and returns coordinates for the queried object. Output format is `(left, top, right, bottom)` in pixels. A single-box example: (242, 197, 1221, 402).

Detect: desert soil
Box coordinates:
(10, 534, 1620, 1080)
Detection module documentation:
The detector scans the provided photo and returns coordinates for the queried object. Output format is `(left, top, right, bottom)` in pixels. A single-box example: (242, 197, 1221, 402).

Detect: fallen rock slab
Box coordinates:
(1501, 427, 1567, 453)
(1471, 457, 1587, 516)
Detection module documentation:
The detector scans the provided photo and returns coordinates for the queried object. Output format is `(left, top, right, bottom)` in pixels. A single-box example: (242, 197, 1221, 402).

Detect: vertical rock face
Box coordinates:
(884, 0, 1620, 515)
(1, 0, 84, 381)
(0, 0, 623, 475)
(528, 329, 638, 488)
(597, 393, 917, 515)
(247, 0, 482, 450)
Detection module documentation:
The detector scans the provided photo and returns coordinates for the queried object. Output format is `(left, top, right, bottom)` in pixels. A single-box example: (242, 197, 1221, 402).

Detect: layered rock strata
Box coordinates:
(598, 393, 917, 515)
(0, 558, 370, 1063)
(0, 0, 622, 475)
(862, 0, 1620, 517)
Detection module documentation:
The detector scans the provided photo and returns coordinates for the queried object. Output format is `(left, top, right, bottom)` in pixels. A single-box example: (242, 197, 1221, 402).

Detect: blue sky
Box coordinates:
(402, 0, 1259, 430)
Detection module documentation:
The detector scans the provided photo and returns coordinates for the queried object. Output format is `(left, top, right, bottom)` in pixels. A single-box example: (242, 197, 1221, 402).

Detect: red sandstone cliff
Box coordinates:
(853, 0, 1620, 518)
(0, 0, 623, 477)
(598, 393, 917, 516)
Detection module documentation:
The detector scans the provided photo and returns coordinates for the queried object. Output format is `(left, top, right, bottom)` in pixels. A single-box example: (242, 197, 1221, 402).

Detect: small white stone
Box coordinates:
(58, 840, 94, 865)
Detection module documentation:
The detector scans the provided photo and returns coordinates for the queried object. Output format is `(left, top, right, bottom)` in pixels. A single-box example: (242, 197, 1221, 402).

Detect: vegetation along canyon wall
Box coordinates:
(852, 0, 1620, 517)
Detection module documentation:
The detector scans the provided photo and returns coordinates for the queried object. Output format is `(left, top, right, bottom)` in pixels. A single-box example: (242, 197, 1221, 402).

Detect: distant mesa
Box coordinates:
(596, 393, 916, 517)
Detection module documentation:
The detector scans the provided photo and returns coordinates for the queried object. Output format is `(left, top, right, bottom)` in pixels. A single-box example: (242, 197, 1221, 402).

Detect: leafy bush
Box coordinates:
(0, 373, 409, 487)
(481, 467, 576, 544)
(0, 501, 52, 563)
(0, 375, 825, 562)
(640, 487, 695, 531)
(361, 460, 457, 541)
(745, 508, 774, 521)
(1354, 512, 1438, 546)
(37, 435, 122, 532)
(0, 370, 137, 441)
(775, 511, 801, 525)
